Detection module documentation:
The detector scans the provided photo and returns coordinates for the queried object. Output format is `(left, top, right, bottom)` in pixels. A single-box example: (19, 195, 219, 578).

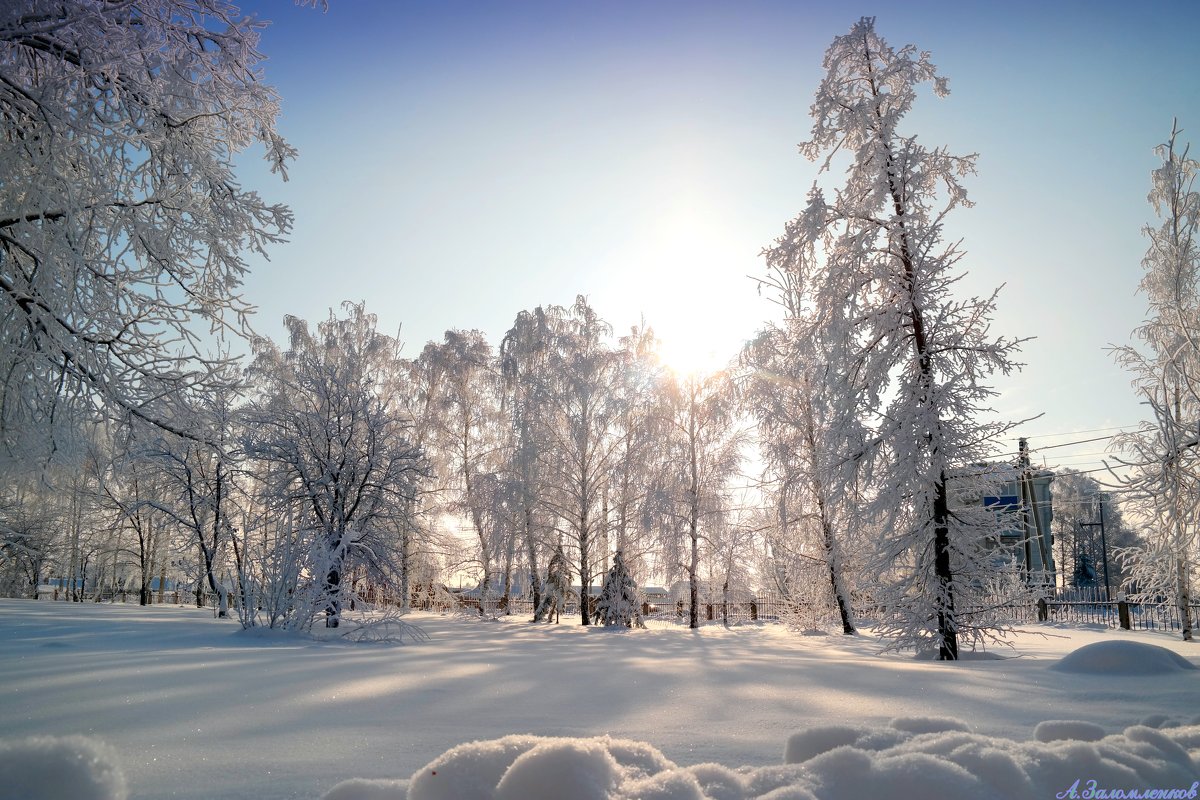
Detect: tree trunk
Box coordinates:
(1178, 557, 1193, 642)
(524, 505, 540, 617)
(325, 531, 345, 628)
(579, 518, 591, 626)
(802, 386, 856, 636)
(501, 526, 515, 615)
(325, 564, 342, 628)
(687, 391, 701, 630)
(400, 522, 411, 612)
(196, 543, 205, 607)
(933, 475, 958, 660)
(823, 518, 857, 635)
(867, 48, 959, 660)
(688, 520, 700, 629)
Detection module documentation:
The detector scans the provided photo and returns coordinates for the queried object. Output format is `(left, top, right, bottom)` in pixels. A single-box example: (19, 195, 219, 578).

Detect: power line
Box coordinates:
(1021, 425, 1141, 440)
(1035, 434, 1121, 451)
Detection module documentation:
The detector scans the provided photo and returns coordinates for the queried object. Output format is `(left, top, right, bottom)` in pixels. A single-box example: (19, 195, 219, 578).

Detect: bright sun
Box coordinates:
(655, 329, 731, 377)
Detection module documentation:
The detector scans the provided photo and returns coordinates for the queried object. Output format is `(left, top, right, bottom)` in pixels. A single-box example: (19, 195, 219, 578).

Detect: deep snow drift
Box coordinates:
(0, 600, 1197, 799)
(1051, 640, 1199, 675)
(320, 719, 1200, 800)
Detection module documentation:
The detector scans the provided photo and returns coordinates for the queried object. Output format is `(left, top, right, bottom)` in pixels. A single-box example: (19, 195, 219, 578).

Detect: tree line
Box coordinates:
(2, 6, 1196, 653)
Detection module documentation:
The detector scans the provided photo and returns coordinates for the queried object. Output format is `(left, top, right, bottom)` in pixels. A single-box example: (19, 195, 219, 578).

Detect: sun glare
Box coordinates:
(655, 332, 730, 378)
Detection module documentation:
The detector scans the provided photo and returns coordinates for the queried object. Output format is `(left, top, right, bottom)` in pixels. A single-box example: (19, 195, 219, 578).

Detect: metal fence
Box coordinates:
(36, 588, 241, 610)
(449, 593, 794, 625)
(1032, 586, 1200, 632)
(32, 584, 1200, 634)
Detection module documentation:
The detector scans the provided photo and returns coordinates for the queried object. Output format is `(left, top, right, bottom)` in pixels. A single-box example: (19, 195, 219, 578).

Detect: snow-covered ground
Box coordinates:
(1, 599, 1197, 799)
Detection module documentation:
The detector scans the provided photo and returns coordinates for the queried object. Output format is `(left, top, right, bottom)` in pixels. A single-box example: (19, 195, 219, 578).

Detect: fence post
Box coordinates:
(1117, 593, 1132, 630)
(750, 601, 758, 621)
(1037, 598, 1048, 622)
(705, 604, 713, 621)
(642, 602, 650, 616)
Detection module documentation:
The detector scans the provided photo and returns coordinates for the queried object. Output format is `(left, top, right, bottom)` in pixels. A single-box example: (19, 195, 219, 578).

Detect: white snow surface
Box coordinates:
(1050, 639, 1200, 675)
(0, 735, 127, 800)
(2, 600, 1199, 799)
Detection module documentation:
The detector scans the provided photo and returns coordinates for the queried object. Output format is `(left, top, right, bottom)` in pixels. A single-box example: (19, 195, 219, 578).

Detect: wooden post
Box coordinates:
(1117, 593, 1132, 630)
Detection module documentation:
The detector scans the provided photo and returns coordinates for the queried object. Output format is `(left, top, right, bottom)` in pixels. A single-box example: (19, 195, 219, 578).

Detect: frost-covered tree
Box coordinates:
(743, 325, 862, 635)
(533, 543, 572, 624)
(419, 331, 504, 600)
(658, 370, 743, 629)
(244, 303, 428, 628)
(145, 383, 242, 616)
(499, 308, 557, 614)
(606, 324, 666, 584)
(766, 17, 1023, 658)
(0, 485, 61, 598)
(538, 297, 621, 625)
(1112, 122, 1200, 640)
(595, 549, 644, 628)
(0, 1, 296, 458)
(95, 422, 173, 606)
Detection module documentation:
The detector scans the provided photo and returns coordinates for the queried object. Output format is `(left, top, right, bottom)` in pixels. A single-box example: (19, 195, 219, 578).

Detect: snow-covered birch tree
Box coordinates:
(419, 331, 504, 601)
(1112, 121, 1200, 641)
(499, 308, 556, 616)
(767, 17, 1023, 658)
(743, 325, 861, 634)
(606, 324, 666, 584)
(538, 297, 621, 626)
(659, 369, 743, 629)
(0, 1, 296, 458)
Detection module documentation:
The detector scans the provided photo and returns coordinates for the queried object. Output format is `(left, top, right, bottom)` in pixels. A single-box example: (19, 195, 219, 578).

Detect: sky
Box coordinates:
(231, 0, 1200, 478)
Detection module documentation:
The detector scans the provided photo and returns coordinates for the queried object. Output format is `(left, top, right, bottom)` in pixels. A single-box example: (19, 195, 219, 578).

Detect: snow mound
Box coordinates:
(321, 720, 1200, 800)
(1034, 720, 1108, 742)
(1050, 640, 1198, 675)
(0, 735, 127, 800)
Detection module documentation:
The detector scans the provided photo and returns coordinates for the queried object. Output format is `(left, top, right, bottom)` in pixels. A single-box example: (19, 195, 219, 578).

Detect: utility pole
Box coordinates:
(1079, 494, 1111, 601)
(1099, 497, 1111, 601)
(1018, 438, 1033, 581)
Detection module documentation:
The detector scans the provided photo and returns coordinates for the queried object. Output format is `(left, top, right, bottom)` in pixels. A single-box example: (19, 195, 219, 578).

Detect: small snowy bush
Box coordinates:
(595, 550, 644, 629)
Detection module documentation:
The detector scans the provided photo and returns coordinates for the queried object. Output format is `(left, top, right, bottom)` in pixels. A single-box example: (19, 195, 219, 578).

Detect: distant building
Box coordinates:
(980, 468, 1056, 583)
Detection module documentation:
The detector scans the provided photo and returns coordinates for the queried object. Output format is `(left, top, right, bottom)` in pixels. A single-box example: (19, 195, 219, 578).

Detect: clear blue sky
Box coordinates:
(233, 0, 1200, 476)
